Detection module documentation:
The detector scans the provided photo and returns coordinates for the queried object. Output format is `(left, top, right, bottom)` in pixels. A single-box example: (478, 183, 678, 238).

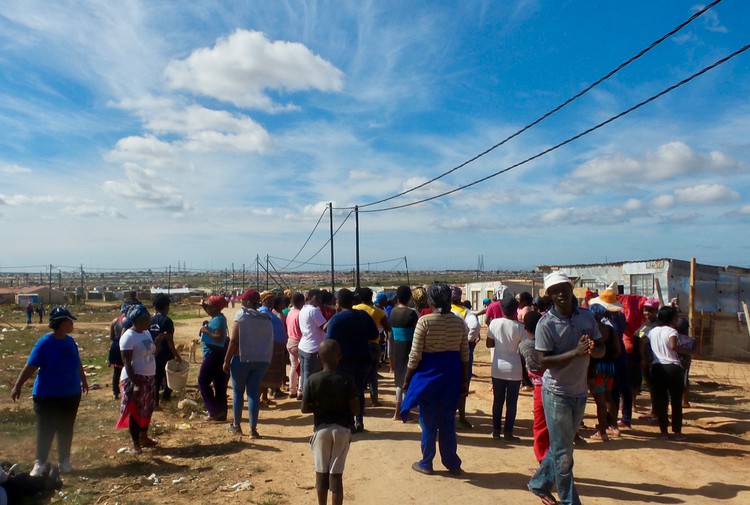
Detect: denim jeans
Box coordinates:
(299, 349, 322, 395)
(491, 378, 521, 435)
(230, 357, 270, 429)
(528, 388, 586, 505)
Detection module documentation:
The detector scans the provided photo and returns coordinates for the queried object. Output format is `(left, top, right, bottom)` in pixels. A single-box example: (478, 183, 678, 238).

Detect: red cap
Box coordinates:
(238, 289, 260, 302)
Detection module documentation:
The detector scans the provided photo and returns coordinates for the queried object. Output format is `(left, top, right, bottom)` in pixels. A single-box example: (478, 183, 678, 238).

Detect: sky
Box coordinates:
(1, 0, 749, 273)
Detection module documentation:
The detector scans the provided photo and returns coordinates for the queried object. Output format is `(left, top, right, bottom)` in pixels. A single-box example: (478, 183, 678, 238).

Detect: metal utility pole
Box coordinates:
(329, 202, 335, 292)
(265, 255, 269, 291)
(404, 256, 410, 286)
(48, 264, 52, 305)
(80, 265, 85, 305)
(167, 265, 172, 296)
(231, 263, 235, 293)
(242, 263, 246, 290)
(256, 255, 260, 290)
(355, 205, 360, 290)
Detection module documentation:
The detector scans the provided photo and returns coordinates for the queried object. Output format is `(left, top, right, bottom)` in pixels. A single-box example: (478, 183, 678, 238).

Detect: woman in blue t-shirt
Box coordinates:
(198, 296, 229, 421)
(11, 307, 88, 477)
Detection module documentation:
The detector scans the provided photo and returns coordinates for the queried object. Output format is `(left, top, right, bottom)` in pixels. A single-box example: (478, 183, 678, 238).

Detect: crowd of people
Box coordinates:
(6, 275, 698, 505)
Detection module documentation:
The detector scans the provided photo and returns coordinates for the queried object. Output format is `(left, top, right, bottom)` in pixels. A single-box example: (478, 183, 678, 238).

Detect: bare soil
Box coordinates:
(1, 308, 749, 505)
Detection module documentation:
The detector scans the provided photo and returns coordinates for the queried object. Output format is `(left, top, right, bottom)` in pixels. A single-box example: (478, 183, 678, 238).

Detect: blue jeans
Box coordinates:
(230, 357, 269, 429)
(416, 387, 462, 472)
(528, 388, 586, 505)
(491, 378, 521, 435)
(299, 349, 322, 395)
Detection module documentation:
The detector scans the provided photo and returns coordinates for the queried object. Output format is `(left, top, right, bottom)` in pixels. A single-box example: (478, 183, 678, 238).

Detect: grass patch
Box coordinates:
(170, 313, 205, 321)
(255, 492, 286, 505)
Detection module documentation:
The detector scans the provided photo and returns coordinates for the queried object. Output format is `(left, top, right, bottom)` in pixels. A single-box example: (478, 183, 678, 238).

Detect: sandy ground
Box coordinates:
(2, 314, 750, 504)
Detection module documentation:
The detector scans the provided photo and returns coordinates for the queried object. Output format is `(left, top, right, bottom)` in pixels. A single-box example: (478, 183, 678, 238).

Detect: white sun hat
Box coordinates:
(544, 272, 573, 290)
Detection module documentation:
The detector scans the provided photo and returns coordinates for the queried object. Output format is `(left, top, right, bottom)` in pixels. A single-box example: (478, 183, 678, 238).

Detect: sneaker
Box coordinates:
(8, 463, 21, 476)
(30, 460, 47, 477)
(492, 431, 501, 440)
(227, 423, 243, 435)
(59, 459, 73, 473)
(503, 433, 520, 442)
(617, 420, 631, 429)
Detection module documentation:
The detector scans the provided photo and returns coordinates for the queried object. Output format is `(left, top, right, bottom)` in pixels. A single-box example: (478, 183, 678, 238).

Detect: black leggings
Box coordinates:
(33, 394, 81, 463)
(129, 415, 143, 444)
(650, 363, 684, 434)
(112, 367, 122, 397)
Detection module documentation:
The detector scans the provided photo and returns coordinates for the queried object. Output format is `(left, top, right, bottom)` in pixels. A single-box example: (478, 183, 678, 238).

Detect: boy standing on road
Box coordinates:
(302, 339, 359, 505)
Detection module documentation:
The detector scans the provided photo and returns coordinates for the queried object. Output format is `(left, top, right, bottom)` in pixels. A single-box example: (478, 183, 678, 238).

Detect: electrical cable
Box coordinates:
(359, 42, 750, 214)
(334, 0, 724, 211)
(279, 207, 328, 270)
(282, 210, 354, 270)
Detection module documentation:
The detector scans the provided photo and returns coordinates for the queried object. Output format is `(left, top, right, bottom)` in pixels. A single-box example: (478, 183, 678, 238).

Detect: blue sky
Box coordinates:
(1, 1, 749, 273)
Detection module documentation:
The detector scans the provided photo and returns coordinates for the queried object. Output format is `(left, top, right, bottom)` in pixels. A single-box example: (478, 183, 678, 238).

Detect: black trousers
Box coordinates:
(154, 355, 173, 403)
(650, 363, 684, 434)
(33, 394, 81, 463)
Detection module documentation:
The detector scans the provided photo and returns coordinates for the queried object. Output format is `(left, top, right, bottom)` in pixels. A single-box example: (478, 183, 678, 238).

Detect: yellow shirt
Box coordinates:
(353, 303, 387, 343)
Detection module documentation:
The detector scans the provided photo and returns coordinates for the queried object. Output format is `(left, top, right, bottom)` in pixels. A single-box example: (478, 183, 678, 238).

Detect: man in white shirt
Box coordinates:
(297, 289, 328, 395)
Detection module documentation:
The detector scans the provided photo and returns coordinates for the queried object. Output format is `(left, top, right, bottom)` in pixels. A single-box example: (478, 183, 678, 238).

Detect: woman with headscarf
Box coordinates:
(400, 283, 469, 475)
(198, 295, 229, 421)
(115, 304, 159, 453)
(259, 291, 288, 403)
(411, 287, 430, 317)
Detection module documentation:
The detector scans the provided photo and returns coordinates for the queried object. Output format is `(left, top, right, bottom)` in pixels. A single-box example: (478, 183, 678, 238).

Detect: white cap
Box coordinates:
(544, 271, 573, 290)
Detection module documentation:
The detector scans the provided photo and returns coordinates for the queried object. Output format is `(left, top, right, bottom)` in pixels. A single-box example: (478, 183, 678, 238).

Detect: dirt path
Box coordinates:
(1, 314, 749, 504)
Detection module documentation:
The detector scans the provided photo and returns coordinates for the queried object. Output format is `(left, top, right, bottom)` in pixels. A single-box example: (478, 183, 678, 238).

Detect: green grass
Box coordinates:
(170, 312, 205, 320)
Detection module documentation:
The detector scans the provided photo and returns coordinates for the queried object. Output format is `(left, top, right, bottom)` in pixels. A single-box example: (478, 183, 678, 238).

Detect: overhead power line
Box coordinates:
(357, 42, 750, 214)
(269, 255, 405, 269)
(279, 207, 328, 270)
(334, 0, 723, 211)
(279, 211, 354, 271)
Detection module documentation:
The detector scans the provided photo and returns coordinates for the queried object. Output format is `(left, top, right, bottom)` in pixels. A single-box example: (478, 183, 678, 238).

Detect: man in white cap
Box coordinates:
(528, 272, 603, 505)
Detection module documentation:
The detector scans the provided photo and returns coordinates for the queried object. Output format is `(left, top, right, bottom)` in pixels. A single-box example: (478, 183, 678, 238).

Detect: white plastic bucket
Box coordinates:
(165, 359, 189, 391)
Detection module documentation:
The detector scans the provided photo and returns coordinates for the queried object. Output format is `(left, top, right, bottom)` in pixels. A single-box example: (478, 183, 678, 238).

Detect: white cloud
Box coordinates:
(740, 205, 750, 215)
(674, 183, 739, 205)
(103, 164, 189, 214)
(571, 141, 747, 182)
(437, 217, 470, 230)
(61, 205, 125, 219)
(165, 29, 344, 111)
(693, 6, 728, 33)
(537, 207, 590, 226)
(624, 198, 643, 210)
(106, 135, 177, 167)
(0, 163, 32, 174)
(349, 170, 374, 181)
(652, 194, 676, 209)
(250, 207, 275, 217)
(0, 194, 80, 206)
